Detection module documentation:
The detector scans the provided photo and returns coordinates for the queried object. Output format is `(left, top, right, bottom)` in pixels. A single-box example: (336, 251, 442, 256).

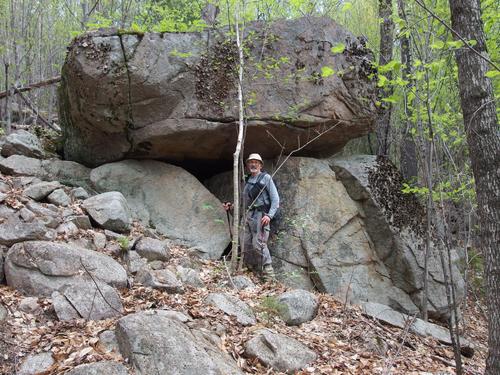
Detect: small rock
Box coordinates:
(47, 188, 71, 206)
(19, 207, 36, 222)
(104, 229, 122, 240)
(70, 187, 89, 200)
(93, 232, 107, 249)
(18, 352, 54, 375)
(176, 265, 205, 288)
(56, 221, 79, 236)
(19, 297, 40, 314)
(24, 181, 61, 201)
(67, 215, 92, 230)
(205, 293, 256, 326)
(127, 251, 147, 274)
(0, 204, 15, 219)
(98, 330, 120, 353)
(105, 242, 122, 256)
(136, 268, 184, 294)
(277, 289, 319, 326)
(244, 329, 317, 372)
(37, 215, 60, 229)
(83, 192, 132, 233)
(0, 304, 7, 321)
(232, 275, 255, 290)
(0, 192, 6, 203)
(134, 237, 170, 261)
(0, 181, 9, 193)
(26, 201, 59, 217)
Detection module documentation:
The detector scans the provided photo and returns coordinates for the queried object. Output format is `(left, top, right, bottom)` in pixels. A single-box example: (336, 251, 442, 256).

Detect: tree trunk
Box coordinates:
(375, 0, 395, 156)
(397, 0, 418, 181)
(448, 0, 500, 373)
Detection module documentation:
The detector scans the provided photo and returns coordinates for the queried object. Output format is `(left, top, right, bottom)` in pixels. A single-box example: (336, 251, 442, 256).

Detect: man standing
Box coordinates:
(223, 153, 279, 280)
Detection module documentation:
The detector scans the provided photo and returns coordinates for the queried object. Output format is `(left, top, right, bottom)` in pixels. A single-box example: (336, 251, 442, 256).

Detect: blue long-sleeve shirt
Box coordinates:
(243, 172, 280, 219)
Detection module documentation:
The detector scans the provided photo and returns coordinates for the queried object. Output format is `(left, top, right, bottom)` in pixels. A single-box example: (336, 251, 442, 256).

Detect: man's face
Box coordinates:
(246, 159, 262, 175)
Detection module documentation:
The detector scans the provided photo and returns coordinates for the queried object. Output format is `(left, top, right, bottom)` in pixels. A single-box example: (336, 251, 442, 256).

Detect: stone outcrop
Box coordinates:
(115, 310, 243, 375)
(208, 157, 419, 315)
(90, 159, 230, 258)
(59, 17, 376, 167)
(330, 155, 465, 320)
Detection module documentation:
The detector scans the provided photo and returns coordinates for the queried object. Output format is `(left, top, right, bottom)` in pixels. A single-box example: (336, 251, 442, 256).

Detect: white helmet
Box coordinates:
(246, 153, 264, 165)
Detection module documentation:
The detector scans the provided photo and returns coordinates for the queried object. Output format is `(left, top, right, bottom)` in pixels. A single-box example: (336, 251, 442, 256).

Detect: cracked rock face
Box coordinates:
(59, 17, 376, 167)
(330, 155, 465, 320)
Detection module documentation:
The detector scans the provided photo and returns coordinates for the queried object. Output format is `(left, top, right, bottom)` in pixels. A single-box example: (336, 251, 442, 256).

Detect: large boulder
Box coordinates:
(59, 17, 376, 167)
(330, 155, 465, 320)
(115, 310, 243, 375)
(90, 160, 230, 258)
(5, 241, 127, 296)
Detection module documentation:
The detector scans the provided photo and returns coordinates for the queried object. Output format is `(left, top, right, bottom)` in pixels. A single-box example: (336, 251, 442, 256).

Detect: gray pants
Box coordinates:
(241, 209, 272, 270)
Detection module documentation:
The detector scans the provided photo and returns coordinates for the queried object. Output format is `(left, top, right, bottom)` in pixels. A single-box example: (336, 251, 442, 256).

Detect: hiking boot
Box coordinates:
(262, 264, 276, 281)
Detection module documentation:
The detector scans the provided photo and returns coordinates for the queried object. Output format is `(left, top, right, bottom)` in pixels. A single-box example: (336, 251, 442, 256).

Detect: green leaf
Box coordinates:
(341, 2, 352, 12)
(485, 70, 500, 78)
(331, 43, 345, 54)
(446, 40, 463, 49)
(381, 94, 399, 104)
(321, 66, 335, 77)
(430, 40, 445, 49)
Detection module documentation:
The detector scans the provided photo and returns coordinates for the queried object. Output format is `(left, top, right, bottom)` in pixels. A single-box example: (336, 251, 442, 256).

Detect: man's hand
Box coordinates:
(261, 214, 271, 226)
(222, 202, 233, 211)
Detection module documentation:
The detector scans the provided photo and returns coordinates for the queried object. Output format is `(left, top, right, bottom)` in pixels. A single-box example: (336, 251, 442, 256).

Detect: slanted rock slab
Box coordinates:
(5, 241, 127, 296)
(0, 218, 51, 246)
(52, 280, 123, 321)
(115, 310, 243, 375)
(1, 130, 45, 159)
(277, 289, 319, 326)
(244, 329, 317, 372)
(24, 181, 62, 201)
(362, 302, 474, 357)
(205, 292, 256, 326)
(83, 192, 131, 233)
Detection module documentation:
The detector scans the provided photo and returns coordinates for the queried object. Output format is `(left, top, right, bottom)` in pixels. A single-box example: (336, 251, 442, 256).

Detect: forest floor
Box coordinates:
(0, 243, 488, 375)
